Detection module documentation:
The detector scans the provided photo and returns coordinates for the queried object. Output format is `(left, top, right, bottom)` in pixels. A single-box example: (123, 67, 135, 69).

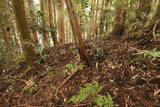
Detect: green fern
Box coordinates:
(63, 63, 85, 73)
(94, 93, 114, 107)
(137, 48, 160, 58)
(67, 82, 103, 103)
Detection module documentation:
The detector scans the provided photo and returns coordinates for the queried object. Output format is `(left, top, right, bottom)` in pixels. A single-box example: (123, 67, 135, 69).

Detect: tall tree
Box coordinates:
(12, 0, 37, 65)
(0, 0, 13, 58)
(60, 0, 65, 45)
(89, 0, 96, 38)
(93, 0, 100, 37)
(48, 0, 58, 46)
(99, 0, 109, 35)
(28, 0, 39, 46)
(40, 0, 50, 47)
(65, 0, 89, 65)
(112, 1, 126, 36)
(0, 19, 13, 58)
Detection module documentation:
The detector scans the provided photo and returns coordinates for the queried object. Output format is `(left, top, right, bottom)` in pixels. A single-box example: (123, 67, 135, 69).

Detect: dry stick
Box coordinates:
(53, 69, 80, 98)
(125, 95, 129, 107)
(18, 91, 25, 106)
(58, 69, 79, 89)
(154, 89, 160, 96)
(13, 104, 43, 107)
(153, 19, 160, 37)
(74, 103, 92, 107)
(129, 46, 141, 52)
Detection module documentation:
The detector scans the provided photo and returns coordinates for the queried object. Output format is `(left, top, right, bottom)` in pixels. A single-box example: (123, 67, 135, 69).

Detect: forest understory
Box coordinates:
(0, 35, 160, 107)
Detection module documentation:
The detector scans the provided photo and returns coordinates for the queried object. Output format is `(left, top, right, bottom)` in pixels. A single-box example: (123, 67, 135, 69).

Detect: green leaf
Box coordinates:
(67, 82, 103, 103)
(137, 49, 160, 58)
(94, 93, 114, 107)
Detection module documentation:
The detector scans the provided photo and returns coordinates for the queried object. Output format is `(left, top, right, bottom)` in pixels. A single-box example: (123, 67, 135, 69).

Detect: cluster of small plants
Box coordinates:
(137, 48, 160, 59)
(67, 82, 114, 107)
(63, 63, 85, 73)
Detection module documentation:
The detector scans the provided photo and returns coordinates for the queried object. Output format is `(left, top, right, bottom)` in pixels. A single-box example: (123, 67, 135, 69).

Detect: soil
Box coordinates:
(0, 35, 160, 107)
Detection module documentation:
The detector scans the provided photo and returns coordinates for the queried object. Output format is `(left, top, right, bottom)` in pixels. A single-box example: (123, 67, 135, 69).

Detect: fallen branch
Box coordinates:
(58, 69, 79, 89)
(53, 69, 81, 98)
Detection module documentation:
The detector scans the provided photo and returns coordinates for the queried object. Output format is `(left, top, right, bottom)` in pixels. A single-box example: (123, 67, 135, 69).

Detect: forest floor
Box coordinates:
(0, 35, 160, 107)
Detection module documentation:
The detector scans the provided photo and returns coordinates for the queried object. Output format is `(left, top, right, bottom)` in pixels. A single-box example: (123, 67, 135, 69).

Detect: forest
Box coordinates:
(0, 0, 160, 106)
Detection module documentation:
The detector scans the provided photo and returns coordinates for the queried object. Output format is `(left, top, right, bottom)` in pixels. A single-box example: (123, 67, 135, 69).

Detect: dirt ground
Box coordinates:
(0, 35, 160, 107)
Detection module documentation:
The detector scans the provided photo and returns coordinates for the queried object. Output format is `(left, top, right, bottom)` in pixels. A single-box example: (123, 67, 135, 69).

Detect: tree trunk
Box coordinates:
(93, 0, 100, 37)
(12, 0, 37, 66)
(40, 0, 50, 47)
(0, 18, 13, 58)
(28, 0, 39, 46)
(99, 0, 109, 35)
(89, 0, 96, 38)
(65, 0, 89, 65)
(48, 0, 58, 46)
(0, 0, 13, 58)
(112, 3, 126, 36)
(60, 0, 65, 45)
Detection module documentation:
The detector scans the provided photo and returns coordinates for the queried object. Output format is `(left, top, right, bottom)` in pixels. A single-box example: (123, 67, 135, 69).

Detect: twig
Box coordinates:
(74, 103, 92, 107)
(58, 69, 79, 89)
(125, 95, 129, 107)
(154, 89, 160, 96)
(18, 91, 24, 105)
(53, 69, 81, 98)
(12, 104, 43, 107)
(129, 46, 141, 52)
(153, 19, 160, 37)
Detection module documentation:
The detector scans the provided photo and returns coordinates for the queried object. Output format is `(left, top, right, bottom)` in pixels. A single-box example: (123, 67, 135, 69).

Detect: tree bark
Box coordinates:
(28, 0, 39, 46)
(60, 0, 65, 45)
(0, 0, 13, 58)
(89, 0, 96, 38)
(65, 0, 89, 65)
(112, 2, 126, 36)
(40, 0, 50, 47)
(12, 0, 37, 65)
(48, 0, 58, 46)
(99, 0, 109, 35)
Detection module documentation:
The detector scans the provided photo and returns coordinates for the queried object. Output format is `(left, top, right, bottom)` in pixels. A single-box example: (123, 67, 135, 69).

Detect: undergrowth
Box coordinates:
(67, 82, 114, 107)
(63, 63, 85, 73)
(137, 48, 160, 58)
